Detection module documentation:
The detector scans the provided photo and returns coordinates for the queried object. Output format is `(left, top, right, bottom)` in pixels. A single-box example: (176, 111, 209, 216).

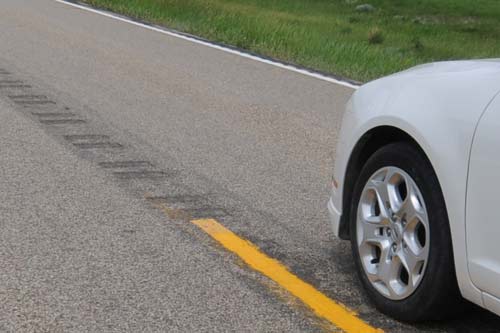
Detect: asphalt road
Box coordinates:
(1, 0, 500, 332)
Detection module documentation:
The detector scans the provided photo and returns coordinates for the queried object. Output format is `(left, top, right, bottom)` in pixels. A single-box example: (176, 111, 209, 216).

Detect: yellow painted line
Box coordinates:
(192, 218, 383, 333)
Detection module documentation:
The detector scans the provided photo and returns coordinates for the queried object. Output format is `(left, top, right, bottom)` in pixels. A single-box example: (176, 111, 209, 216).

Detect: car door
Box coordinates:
(467, 92, 500, 301)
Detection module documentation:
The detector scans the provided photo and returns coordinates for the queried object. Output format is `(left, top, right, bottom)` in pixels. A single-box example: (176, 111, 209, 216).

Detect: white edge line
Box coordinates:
(54, 0, 359, 90)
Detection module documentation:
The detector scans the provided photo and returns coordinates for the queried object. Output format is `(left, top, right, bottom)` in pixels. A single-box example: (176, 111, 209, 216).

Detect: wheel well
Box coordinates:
(338, 126, 423, 239)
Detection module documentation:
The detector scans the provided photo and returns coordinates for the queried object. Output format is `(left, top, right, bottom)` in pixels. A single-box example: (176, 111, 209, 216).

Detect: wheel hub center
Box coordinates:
(389, 218, 403, 243)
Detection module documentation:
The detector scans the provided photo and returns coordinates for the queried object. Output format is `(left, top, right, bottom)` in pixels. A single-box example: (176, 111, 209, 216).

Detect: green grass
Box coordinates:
(82, 0, 500, 82)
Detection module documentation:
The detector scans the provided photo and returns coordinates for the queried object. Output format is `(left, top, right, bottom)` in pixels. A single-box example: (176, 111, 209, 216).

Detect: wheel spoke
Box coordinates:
(386, 168, 406, 214)
(359, 221, 382, 243)
(396, 247, 425, 287)
(366, 179, 390, 220)
(377, 255, 400, 298)
(365, 239, 391, 285)
(398, 181, 425, 223)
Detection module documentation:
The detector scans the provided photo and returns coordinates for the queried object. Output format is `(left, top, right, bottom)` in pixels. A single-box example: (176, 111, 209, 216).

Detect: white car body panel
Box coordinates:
(329, 60, 500, 311)
(467, 93, 500, 313)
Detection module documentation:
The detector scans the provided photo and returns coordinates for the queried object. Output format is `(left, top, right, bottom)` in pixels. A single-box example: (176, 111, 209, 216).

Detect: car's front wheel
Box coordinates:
(350, 142, 463, 321)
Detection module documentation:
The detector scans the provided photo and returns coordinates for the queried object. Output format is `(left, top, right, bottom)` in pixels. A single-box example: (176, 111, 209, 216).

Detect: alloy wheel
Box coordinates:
(356, 166, 430, 300)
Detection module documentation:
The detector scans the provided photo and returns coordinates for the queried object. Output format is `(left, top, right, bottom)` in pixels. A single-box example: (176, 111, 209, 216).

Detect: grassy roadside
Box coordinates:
(82, 0, 500, 82)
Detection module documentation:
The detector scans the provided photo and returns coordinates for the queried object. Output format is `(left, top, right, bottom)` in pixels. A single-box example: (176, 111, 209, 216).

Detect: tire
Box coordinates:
(349, 142, 464, 321)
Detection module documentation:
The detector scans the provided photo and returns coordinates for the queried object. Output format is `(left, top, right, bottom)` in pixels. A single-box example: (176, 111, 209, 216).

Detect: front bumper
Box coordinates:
(327, 195, 342, 238)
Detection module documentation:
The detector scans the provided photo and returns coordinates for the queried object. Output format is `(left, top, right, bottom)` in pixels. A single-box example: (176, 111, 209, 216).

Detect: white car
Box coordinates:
(328, 60, 500, 321)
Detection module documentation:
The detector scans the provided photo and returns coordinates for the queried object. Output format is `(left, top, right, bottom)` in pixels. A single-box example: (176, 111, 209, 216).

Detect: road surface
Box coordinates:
(0, 0, 499, 331)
